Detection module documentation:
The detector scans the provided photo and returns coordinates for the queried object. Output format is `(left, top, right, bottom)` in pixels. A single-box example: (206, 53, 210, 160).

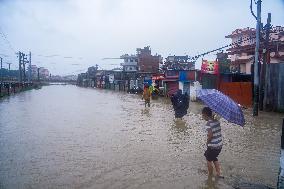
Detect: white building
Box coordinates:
(39, 67, 50, 78)
(120, 54, 138, 72)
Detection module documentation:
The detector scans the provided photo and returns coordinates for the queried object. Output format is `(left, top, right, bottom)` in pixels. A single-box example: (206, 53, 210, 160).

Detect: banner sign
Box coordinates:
(152, 75, 165, 80)
(201, 60, 219, 74)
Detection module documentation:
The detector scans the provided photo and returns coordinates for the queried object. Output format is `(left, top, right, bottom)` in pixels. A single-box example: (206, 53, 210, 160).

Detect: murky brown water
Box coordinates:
(0, 85, 282, 189)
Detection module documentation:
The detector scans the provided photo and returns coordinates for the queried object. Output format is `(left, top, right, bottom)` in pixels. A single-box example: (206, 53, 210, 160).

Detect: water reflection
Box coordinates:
(141, 108, 151, 117)
(203, 176, 221, 189)
(173, 118, 188, 132)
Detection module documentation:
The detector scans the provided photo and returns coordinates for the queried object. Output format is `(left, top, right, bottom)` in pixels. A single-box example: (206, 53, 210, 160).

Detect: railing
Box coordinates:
(120, 62, 137, 66)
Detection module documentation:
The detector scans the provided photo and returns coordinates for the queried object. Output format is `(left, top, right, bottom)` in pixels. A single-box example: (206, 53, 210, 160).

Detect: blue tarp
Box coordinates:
(144, 79, 152, 85)
(179, 71, 187, 81)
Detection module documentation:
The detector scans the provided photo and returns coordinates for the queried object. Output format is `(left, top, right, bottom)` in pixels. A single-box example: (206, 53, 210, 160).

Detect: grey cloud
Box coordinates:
(0, 0, 283, 75)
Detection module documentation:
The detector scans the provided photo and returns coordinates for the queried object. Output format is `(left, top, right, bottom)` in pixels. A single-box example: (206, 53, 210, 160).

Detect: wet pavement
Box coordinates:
(0, 85, 282, 189)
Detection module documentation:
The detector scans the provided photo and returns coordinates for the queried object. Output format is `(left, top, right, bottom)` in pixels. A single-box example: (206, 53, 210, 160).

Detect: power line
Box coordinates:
(187, 35, 257, 62)
(0, 26, 16, 53)
(0, 53, 10, 57)
(250, 0, 257, 20)
(34, 53, 83, 60)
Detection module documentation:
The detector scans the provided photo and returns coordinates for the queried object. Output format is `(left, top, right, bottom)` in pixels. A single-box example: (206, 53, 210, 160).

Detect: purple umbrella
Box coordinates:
(197, 89, 245, 126)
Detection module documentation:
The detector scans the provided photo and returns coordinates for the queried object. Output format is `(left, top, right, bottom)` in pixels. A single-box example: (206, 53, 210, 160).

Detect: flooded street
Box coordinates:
(0, 85, 282, 189)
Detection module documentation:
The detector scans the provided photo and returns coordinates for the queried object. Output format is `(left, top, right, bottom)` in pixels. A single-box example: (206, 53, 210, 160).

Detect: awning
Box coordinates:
(152, 76, 165, 80)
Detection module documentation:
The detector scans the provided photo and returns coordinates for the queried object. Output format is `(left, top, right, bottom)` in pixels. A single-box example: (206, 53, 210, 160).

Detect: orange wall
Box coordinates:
(219, 82, 252, 107)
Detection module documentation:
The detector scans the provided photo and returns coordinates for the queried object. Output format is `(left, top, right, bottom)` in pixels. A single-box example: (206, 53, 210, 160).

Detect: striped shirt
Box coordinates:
(205, 120, 223, 149)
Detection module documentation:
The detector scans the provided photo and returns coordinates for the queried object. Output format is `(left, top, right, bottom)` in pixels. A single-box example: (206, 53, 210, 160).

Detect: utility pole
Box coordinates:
(28, 51, 32, 82)
(6, 63, 11, 70)
(253, 0, 261, 116)
(0, 57, 2, 96)
(18, 51, 22, 82)
(262, 13, 271, 111)
(0, 57, 3, 84)
(23, 58, 26, 82)
(37, 68, 40, 82)
(6, 62, 11, 81)
(22, 53, 28, 82)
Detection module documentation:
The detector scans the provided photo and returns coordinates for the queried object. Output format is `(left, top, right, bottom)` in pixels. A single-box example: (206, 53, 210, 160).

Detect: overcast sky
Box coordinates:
(0, 0, 283, 75)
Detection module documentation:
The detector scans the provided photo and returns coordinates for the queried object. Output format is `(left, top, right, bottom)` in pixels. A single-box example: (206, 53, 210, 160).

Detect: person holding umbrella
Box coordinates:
(198, 89, 245, 178)
(202, 107, 223, 178)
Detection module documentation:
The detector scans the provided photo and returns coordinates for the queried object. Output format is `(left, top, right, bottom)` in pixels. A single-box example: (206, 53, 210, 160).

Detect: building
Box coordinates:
(88, 66, 98, 78)
(137, 46, 162, 73)
(30, 65, 50, 80)
(119, 54, 138, 91)
(77, 73, 88, 87)
(77, 46, 162, 93)
(119, 46, 162, 73)
(50, 75, 63, 81)
(120, 54, 138, 72)
(117, 47, 162, 91)
(162, 55, 195, 71)
(39, 67, 50, 79)
(31, 65, 38, 79)
(226, 26, 284, 74)
(63, 75, 77, 81)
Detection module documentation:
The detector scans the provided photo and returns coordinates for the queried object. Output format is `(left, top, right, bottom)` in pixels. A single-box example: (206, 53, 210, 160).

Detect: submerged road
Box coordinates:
(0, 85, 282, 188)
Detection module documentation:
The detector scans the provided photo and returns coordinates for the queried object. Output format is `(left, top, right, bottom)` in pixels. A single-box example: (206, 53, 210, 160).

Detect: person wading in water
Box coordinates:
(171, 89, 189, 119)
(202, 107, 224, 178)
(142, 85, 151, 107)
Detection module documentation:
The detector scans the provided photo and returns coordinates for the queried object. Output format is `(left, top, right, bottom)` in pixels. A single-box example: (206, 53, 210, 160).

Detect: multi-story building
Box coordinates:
(31, 65, 38, 79)
(30, 65, 50, 79)
(226, 26, 284, 74)
(119, 46, 162, 73)
(120, 54, 138, 72)
(162, 55, 195, 71)
(136, 46, 162, 73)
(39, 67, 50, 78)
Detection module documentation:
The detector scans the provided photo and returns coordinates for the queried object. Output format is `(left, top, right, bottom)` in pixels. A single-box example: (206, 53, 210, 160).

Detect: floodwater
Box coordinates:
(0, 85, 282, 189)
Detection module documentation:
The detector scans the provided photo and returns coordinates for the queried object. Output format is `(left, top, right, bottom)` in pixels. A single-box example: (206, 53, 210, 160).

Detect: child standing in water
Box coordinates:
(202, 107, 224, 178)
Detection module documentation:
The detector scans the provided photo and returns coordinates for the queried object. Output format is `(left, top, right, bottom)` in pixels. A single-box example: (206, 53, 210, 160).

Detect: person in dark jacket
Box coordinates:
(171, 90, 189, 118)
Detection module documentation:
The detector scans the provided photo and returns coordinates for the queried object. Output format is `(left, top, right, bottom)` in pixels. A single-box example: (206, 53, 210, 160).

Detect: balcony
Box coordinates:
(120, 62, 137, 66)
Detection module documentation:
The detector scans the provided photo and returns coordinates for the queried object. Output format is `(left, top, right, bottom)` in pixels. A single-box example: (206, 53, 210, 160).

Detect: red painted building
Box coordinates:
(137, 46, 161, 73)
